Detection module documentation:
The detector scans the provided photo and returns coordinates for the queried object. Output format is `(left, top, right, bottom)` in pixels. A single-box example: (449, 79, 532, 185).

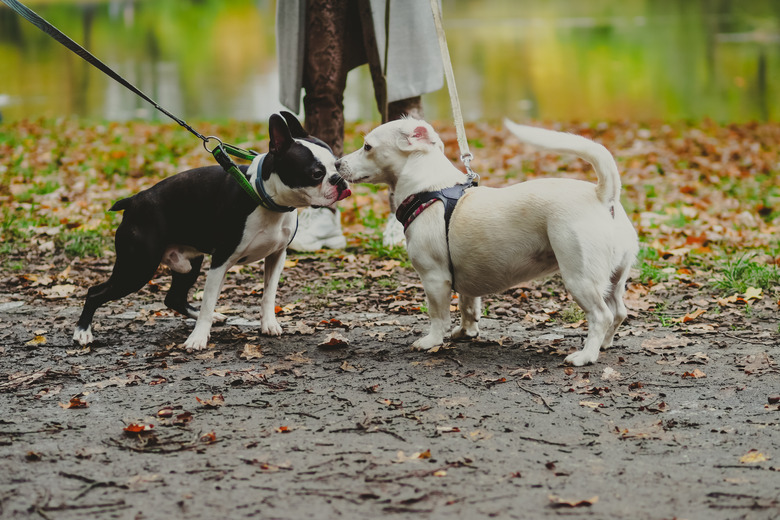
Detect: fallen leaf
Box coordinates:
(563, 319, 586, 328)
(395, 450, 432, 463)
(744, 287, 763, 301)
(716, 294, 739, 306)
(681, 369, 706, 379)
(204, 368, 231, 377)
(339, 360, 357, 372)
(548, 495, 599, 508)
(59, 396, 88, 409)
(123, 423, 154, 433)
(579, 400, 604, 409)
(240, 343, 263, 360)
(41, 284, 77, 299)
(675, 308, 706, 323)
(318, 332, 349, 349)
(292, 321, 315, 335)
(196, 394, 225, 408)
(740, 450, 769, 464)
(157, 407, 174, 418)
(25, 335, 47, 346)
(601, 367, 622, 381)
(642, 335, 692, 353)
(174, 411, 193, 425)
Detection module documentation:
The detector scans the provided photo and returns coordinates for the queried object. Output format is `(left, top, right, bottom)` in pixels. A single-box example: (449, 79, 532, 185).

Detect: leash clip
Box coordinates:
(460, 153, 479, 185)
(203, 135, 223, 154)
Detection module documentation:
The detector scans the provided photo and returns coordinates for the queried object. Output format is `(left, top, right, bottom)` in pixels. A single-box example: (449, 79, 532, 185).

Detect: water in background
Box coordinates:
(1, 0, 778, 123)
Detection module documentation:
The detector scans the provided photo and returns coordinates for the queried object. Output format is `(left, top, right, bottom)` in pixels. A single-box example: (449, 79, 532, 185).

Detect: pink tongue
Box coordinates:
(337, 188, 352, 201)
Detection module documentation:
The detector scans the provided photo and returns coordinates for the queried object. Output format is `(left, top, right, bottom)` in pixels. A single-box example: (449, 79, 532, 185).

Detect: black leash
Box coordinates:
(1, 0, 207, 142)
(1, 0, 288, 211)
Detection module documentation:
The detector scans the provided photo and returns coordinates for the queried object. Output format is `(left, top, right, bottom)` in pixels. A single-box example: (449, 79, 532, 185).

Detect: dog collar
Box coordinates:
(252, 154, 296, 213)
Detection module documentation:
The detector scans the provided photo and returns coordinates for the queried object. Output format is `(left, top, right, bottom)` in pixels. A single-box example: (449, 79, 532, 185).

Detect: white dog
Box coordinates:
(336, 118, 638, 366)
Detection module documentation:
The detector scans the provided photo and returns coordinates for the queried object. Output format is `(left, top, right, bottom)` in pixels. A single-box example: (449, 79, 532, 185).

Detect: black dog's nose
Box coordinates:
(329, 174, 346, 188)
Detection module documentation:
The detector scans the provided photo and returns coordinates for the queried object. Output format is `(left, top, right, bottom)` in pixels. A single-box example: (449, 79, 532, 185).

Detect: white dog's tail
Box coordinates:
(504, 119, 621, 206)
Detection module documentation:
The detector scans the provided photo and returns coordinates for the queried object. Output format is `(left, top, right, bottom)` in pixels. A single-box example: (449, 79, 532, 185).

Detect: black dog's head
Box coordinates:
(261, 111, 350, 208)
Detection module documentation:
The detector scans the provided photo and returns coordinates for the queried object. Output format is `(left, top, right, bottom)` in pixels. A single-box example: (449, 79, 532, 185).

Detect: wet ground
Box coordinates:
(1, 254, 779, 519)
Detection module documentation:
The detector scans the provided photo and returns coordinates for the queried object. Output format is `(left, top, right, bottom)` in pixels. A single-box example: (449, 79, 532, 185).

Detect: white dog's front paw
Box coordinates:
(451, 324, 479, 341)
(565, 349, 599, 366)
(382, 216, 406, 247)
(261, 318, 283, 336)
(412, 334, 444, 352)
(184, 329, 210, 350)
(73, 325, 93, 346)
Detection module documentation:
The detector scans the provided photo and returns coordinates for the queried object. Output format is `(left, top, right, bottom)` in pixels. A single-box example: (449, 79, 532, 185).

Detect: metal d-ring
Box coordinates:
(202, 135, 224, 154)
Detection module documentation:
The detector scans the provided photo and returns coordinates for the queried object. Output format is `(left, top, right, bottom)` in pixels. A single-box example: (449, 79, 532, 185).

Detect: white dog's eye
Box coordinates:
(363, 142, 372, 152)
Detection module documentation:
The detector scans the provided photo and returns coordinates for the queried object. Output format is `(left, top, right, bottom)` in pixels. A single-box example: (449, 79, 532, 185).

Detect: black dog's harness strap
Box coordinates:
(395, 182, 475, 289)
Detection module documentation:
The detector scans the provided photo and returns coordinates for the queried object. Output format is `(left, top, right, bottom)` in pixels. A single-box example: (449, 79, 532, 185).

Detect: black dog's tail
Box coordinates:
(109, 196, 133, 212)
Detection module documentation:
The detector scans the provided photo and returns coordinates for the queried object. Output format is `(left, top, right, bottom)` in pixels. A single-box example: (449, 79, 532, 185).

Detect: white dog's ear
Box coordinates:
(398, 124, 444, 152)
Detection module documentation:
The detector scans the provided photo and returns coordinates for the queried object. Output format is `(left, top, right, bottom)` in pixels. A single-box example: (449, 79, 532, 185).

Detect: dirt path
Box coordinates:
(1, 256, 779, 519)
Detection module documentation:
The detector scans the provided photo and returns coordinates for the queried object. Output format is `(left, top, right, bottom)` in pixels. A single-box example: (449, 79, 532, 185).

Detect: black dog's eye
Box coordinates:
(363, 142, 372, 152)
(312, 169, 326, 180)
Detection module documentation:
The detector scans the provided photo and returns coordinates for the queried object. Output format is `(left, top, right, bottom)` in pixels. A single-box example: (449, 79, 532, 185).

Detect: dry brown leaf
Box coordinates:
(318, 332, 349, 349)
(740, 450, 769, 464)
(549, 495, 599, 508)
(196, 394, 225, 408)
(240, 343, 263, 360)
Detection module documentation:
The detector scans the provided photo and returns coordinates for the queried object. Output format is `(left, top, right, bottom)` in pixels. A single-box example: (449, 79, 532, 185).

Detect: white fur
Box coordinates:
(336, 119, 638, 366)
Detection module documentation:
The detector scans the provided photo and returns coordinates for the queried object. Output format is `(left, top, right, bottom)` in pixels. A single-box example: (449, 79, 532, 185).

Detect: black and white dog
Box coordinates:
(73, 112, 350, 350)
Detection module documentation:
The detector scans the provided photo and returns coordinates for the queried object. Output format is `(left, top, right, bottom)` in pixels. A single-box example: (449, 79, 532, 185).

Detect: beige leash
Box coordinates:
(429, 0, 478, 182)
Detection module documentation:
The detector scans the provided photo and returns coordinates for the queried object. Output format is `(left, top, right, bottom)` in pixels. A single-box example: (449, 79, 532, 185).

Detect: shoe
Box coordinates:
(288, 207, 347, 252)
(382, 214, 406, 248)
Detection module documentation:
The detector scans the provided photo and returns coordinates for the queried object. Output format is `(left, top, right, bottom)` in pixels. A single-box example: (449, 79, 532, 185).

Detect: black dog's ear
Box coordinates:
(280, 111, 309, 139)
(269, 113, 293, 155)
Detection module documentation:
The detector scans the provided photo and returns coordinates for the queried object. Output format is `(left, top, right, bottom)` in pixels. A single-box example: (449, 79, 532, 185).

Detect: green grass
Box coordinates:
(559, 304, 585, 323)
(637, 246, 670, 285)
(301, 277, 366, 296)
(57, 229, 112, 258)
(711, 254, 780, 295)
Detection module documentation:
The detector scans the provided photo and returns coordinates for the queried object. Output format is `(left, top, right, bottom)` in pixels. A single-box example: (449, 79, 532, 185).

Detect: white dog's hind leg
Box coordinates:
(561, 275, 614, 366)
(184, 264, 228, 350)
(413, 276, 452, 351)
(600, 258, 633, 349)
(451, 295, 480, 340)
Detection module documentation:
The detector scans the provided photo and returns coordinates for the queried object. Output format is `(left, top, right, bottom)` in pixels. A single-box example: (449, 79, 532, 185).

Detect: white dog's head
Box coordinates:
(336, 118, 444, 186)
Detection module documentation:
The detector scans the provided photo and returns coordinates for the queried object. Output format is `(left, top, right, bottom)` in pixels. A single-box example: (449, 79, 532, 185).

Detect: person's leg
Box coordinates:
(388, 97, 424, 121)
(291, 0, 357, 251)
(301, 0, 364, 156)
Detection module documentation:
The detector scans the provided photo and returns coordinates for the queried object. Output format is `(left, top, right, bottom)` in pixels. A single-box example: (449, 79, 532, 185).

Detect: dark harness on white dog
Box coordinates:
(395, 181, 476, 289)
